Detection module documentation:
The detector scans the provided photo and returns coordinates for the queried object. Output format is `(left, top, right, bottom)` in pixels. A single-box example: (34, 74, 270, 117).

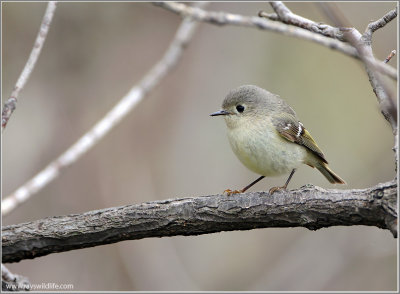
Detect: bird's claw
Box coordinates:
(223, 189, 243, 196)
(269, 186, 287, 195)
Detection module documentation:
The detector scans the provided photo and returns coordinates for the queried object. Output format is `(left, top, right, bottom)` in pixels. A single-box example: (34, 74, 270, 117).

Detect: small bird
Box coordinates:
(210, 85, 345, 195)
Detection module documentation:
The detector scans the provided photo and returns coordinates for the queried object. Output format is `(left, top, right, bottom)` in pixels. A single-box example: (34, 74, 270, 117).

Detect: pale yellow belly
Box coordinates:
(227, 126, 306, 176)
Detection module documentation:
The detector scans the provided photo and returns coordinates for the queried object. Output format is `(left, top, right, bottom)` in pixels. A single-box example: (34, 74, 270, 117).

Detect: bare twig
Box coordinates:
(257, 11, 279, 21)
(267, 1, 344, 40)
(328, 6, 399, 182)
(344, 34, 397, 135)
(317, 3, 398, 188)
(384, 50, 396, 63)
(154, 2, 359, 60)
(2, 181, 397, 263)
(272, 2, 397, 80)
(369, 54, 398, 80)
(364, 7, 398, 43)
(317, 3, 397, 133)
(1, 2, 57, 132)
(2, 264, 30, 291)
(156, 2, 397, 81)
(1, 6, 204, 216)
(361, 7, 398, 81)
(343, 28, 397, 133)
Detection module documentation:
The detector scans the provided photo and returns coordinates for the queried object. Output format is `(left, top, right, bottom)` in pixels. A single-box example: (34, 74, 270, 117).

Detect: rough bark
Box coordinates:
(2, 180, 397, 263)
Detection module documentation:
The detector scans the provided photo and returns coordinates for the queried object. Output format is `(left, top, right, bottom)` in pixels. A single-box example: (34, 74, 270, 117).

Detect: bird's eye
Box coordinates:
(236, 105, 245, 113)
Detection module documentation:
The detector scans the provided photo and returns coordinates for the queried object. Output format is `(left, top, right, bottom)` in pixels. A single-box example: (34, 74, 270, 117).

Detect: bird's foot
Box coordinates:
(269, 186, 287, 195)
(223, 189, 243, 196)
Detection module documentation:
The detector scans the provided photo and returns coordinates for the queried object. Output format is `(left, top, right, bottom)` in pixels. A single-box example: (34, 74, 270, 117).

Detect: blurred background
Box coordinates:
(2, 2, 397, 291)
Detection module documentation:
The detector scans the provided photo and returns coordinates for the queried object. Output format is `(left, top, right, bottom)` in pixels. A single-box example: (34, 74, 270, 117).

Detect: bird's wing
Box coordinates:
(272, 113, 328, 164)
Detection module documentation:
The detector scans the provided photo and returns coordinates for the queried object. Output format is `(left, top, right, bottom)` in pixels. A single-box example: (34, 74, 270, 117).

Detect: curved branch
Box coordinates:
(2, 2, 57, 132)
(364, 7, 398, 39)
(1, 7, 203, 216)
(154, 2, 358, 59)
(268, 1, 344, 40)
(316, 3, 398, 172)
(2, 181, 397, 263)
(155, 2, 397, 80)
(343, 28, 397, 133)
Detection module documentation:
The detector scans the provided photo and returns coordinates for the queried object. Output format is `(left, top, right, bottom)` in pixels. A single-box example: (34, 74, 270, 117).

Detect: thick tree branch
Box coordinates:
(2, 181, 397, 263)
(1, 5, 204, 216)
(1, 2, 57, 132)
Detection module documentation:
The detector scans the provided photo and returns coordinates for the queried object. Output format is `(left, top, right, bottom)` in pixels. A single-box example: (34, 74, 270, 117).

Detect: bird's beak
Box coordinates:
(210, 110, 230, 116)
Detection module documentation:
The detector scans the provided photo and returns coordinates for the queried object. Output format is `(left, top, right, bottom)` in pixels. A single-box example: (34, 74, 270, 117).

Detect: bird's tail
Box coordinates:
(316, 163, 346, 184)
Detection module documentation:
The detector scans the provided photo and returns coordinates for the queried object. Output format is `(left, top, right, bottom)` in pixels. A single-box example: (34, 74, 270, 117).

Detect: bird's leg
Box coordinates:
(269, 169, 296, 194)
(224, 175, 265, 196)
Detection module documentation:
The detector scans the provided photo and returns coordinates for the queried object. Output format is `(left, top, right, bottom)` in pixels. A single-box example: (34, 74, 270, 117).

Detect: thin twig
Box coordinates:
(1, 6, 204, 216)
(326, 4, 399, 182)
(384, 50, 396, 63)
(154, 2, 359, 60)
(2, 180, 397, 263)
(268, 1, 344, 40)
(273, 1, 398, 80)
(343, 29, 397, 134)
(156, 2, 397, 81)
(1, 264, 30, 291)
(364, 6, 398, 43)
(257, 11, 279, 21)
(2, 265, 16, 283)
(368, 53, 398, 80)
(1, 2, 57, 132)
(317, 3, 397, 133)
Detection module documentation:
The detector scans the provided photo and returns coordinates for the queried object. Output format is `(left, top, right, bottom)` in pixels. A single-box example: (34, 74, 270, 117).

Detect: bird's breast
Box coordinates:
(227, 122, 306, 176)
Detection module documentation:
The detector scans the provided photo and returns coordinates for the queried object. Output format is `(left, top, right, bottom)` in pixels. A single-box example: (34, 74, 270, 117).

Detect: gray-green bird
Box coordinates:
(210, 85, 345, 194)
